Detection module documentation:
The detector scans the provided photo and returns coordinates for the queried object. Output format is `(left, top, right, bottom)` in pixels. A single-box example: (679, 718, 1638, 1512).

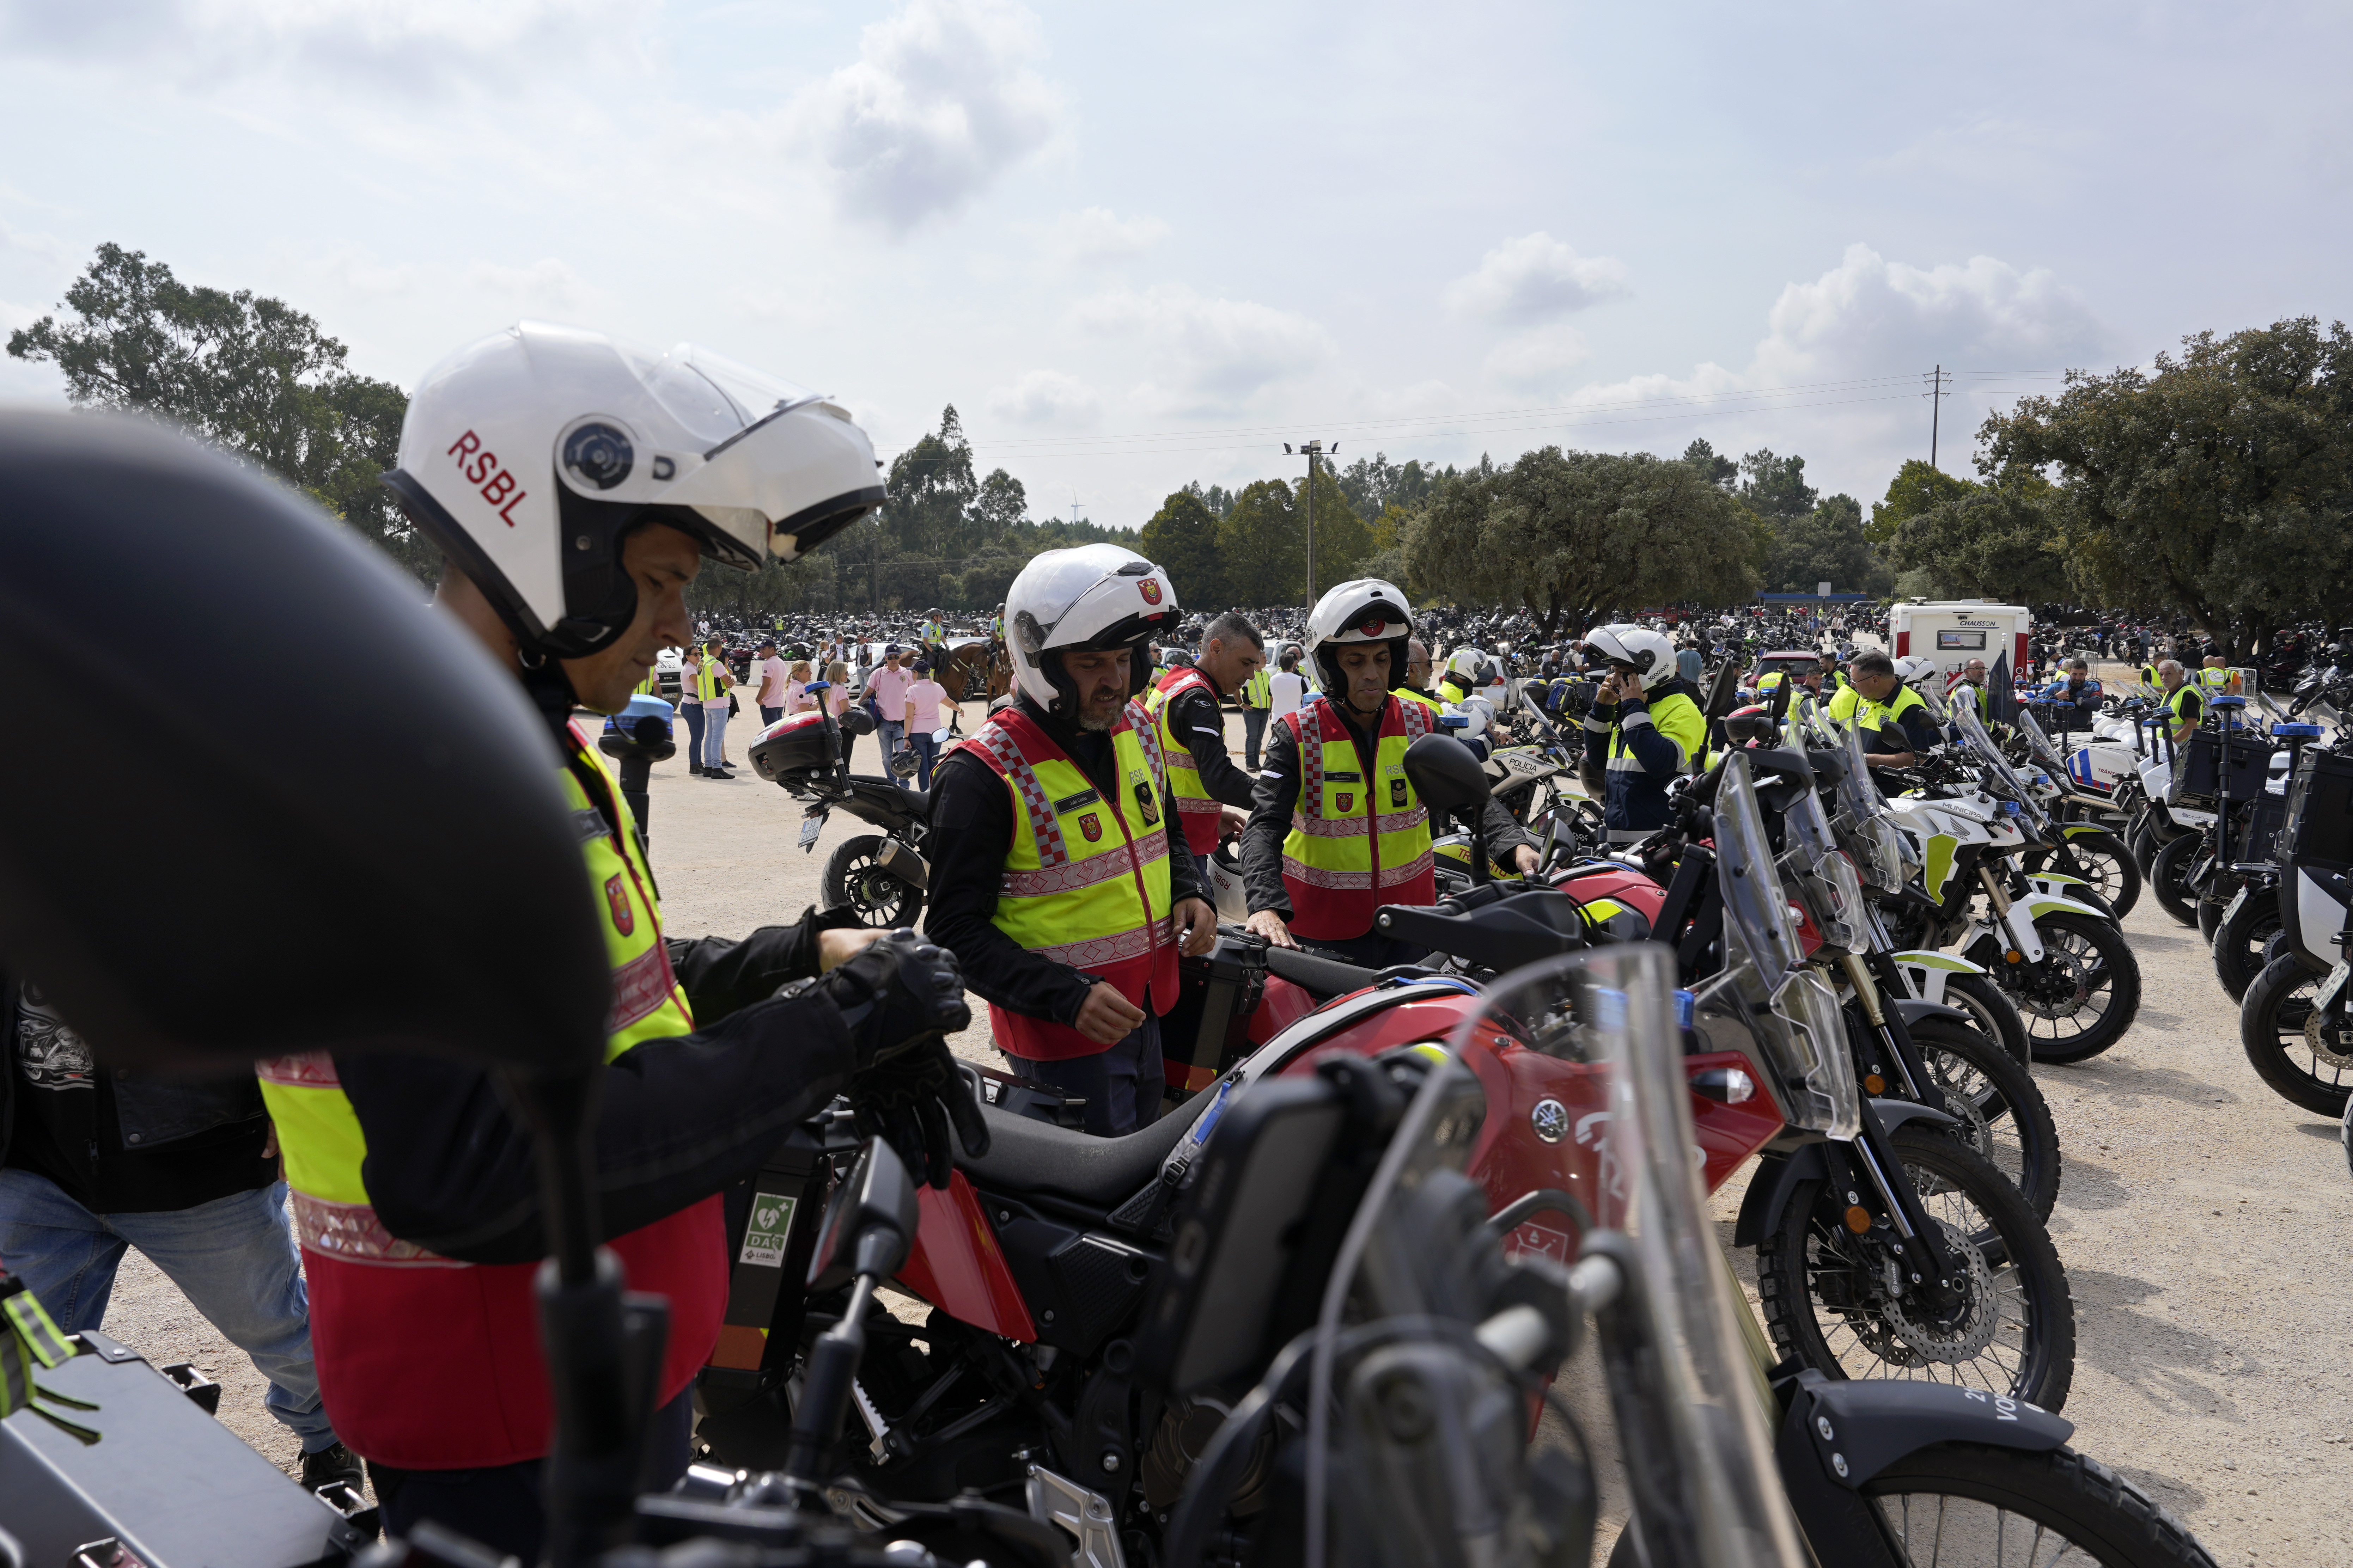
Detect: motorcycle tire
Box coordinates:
(1938, 971, 2032, 1069)
(2147, 832, 2203, 928)
(1756, 1126, 2076, 1411)
(1861, 1443, 2220, 1568)
(822, 834, 926, 929)
(2213, 895, 2284, 1003)
(1998, 912, 2142, 1065)
(2195, 892, 2226, 946)
(1910, 1016, 2063, 1221)
(2033, 830, 2142, 921)
(2238, 954, 2352, 1117)
(2128, 816, 2159, 880)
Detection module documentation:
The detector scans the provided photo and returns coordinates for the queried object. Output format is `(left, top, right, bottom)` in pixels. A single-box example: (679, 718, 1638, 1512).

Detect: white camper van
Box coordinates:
(1888, 600, 2031, 684)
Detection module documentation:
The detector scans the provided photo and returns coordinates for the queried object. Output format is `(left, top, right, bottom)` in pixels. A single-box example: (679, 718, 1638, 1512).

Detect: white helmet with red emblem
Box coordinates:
(1304, 578, 1414, 697)
(1003, 543, 1179, 715)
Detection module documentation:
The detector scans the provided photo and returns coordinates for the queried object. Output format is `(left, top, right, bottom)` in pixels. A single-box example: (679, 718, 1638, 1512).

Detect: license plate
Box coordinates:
(798, 812, 825, 849)
(2224, 885, 2249, 923)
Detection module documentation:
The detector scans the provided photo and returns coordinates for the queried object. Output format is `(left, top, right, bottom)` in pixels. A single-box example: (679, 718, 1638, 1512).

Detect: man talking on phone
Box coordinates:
(1578, 624, 1707, 844)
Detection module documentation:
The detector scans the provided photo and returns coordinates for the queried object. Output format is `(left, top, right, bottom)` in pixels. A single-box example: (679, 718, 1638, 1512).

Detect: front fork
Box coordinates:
(1979, 865, 2049, 965)
(1833, 952, 1950, 1120)
(1829, 1113, 1967, 1314)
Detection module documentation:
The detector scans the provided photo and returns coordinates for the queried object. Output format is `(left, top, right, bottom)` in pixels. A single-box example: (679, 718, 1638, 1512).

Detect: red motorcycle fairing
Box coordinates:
(894, 1170, 1038, 1344)
(1244, 973, 1321, 1047)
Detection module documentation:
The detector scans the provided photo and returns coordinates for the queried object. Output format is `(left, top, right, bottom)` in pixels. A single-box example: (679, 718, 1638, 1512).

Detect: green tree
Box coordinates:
(970, 467, 1029, 546)
(1884, 477, 2070, 604)
(1983, 317, 2353, 658)
(1762, 494, 1892, 595)
(882, 404, 979, 560)
(7, 242, 426, 578)
(1139, 488, 1227, 609)
(1682, 437, 1738, 488)
(1738, 447, 1818, 520)
(1867, 458, 1975, 545)
(1219, 479, 1306, 605)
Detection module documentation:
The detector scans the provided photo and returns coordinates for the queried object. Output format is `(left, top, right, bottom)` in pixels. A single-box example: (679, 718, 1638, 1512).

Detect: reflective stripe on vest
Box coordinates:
(955, 703, 1178, 1059)
(1279, 697, 1434, 942)
(1144, 666, 1223, 855)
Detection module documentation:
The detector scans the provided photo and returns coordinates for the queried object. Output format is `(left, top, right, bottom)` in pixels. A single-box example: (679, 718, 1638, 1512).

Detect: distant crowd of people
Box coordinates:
(671, 630, 952, 788)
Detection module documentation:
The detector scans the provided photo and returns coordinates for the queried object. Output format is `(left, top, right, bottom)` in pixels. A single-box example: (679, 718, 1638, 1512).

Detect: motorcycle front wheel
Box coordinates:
(2032, 830, 2142, 920)
(2212, 893, 2283, 1003)
(1863, 1443, 2220, 1568)
(822, 834, 926, 929)
(2148, 832, 2202, 927)
(1910, 1016, 2063, 1221)
(1992, 912, 2141, 1064)
(1941, 973, 2031, 1068)
(1757, 1127, 2077, 1411)
(2238, 954, 2352, 1116)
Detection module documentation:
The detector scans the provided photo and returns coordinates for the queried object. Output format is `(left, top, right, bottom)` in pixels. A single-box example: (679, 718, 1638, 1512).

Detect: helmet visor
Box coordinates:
(629, 343, 824, 454)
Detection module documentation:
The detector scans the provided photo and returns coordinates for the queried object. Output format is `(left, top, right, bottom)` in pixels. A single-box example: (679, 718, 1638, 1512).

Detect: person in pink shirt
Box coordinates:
(822, 659, 858, 770)
(753, 639, 791, 726)
(862, 645, 914, 767)
(902, 659, 949, 789)
(785, 660, 813, 713)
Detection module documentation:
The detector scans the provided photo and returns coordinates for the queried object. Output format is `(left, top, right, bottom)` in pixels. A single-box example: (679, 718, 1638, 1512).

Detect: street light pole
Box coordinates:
(1286, 439, 1330, 607)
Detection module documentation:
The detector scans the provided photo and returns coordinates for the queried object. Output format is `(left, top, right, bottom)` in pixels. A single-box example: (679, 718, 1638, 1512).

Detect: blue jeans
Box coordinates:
(879, 719, 905, 768)
(1243, 707, 1268, 770)
(702, 704, 730, 767)
(1014, 1014, 1163, 1136)
(760, 705, 783, 728)
(906, 729, 938, 789)
(679, 700, 705, 764)
(0, 1171, 337, 1451)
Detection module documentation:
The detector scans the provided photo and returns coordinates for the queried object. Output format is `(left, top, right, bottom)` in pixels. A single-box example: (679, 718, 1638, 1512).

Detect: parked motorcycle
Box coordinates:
(749, 687, 949, 928)
(2239, 740, 2353, 1115)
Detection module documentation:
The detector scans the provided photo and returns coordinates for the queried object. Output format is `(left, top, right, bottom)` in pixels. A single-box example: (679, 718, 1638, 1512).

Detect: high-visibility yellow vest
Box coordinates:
(1827, 682, 1925, 739)
(256, 725, 713, 1469)
(958, 703, 1178, 1060)
(1143, 666, 1224, 856)
(1278, 696, 1435, 941)
(695, 655, 725, 701)
(1242, 668, 1272, 709)
(1394, 686, 1442, 711)
(2165, 682, 2206, 734)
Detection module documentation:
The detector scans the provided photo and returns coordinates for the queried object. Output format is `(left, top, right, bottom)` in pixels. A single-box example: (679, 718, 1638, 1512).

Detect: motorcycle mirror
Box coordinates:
(0, 411, 610, 1076)
(1403, 732, 1491, 814)
(932, 726, 954, 746)
(807, 1138, 921, 1288)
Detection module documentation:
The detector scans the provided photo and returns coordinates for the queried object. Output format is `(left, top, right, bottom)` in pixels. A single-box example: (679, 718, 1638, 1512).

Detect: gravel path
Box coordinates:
(96, 693, 2353, 1562)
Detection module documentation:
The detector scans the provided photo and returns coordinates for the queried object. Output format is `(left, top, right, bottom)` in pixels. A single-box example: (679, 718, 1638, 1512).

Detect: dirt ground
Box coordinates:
(98, 689, 2353, 1563)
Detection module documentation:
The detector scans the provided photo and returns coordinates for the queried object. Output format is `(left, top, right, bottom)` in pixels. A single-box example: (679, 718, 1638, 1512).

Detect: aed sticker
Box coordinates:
(739, 1192, 798, 1268)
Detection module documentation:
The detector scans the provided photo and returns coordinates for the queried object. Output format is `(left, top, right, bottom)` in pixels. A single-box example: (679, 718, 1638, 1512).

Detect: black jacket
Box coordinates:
(1160, 681, 1258, 809)
(924, 694, 1205, 1030)
(337, 912, 859, 1265)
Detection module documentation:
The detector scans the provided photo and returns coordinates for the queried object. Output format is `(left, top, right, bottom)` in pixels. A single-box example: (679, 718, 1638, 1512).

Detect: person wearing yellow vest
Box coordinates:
(1577, 623, 1708, 844)
(924, 545, 1219, 1135)
(2157, 659, 2207, 742)
(1240, 658, 1276, 769)
(1396, 637, 1440, 709)
(1242, 581, 1537, 966)
(277, 325, 982, 1559)
(1825, 650, 1939, 770)
(1144, 610, 1268, 882)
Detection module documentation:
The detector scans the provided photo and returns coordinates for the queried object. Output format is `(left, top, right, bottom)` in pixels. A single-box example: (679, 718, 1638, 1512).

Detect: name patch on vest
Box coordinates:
(1324, 771, 1363, 783)
(1053, 789, 1101, 814)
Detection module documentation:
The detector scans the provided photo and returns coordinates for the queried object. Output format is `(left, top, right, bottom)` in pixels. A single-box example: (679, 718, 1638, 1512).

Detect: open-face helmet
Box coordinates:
(1305, 579, 1414, 701)
(1002, 544, 1178, 714)
(1583, 623, 1677, 689)
(386, 323, 884, 660)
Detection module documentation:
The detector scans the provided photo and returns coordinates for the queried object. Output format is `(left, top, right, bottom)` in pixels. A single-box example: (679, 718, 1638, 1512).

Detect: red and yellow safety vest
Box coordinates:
(1278, 696, 1435, 941)
(1142, 665, 1226, 856)
(256, 723, 725, 1470)
(955, 702, 1179, 1060)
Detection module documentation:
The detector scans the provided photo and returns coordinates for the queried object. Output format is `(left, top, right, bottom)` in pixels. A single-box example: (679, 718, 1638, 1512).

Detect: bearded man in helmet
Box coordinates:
(1242, 582, 1537, 965)
(923, 545, 1219, 1136)
(1578, 623, 1707, 844)
(259, 325, 985, 1557)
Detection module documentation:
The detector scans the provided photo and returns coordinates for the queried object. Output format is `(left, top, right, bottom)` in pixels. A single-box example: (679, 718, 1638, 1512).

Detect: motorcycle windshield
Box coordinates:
(2018, 708, 2067, 772)
(1954, 700, 2052, 837)
(1301, 945, 1804, 1568)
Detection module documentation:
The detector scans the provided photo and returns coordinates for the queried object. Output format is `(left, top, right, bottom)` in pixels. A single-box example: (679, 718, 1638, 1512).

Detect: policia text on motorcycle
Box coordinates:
(923, 545, 1220, 1138)
(270, 325, 986, 1561)
(1242, 580, 1538, 967)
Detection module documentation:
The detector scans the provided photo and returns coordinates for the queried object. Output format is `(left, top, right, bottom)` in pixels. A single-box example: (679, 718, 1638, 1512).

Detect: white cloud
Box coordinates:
(1049, 206, 1169, 264)
(1751, 242, 2108, 380)
(987, 368, 1099, 425)
(467, 257, 602, 309)
(1444, 232, 1627, 325)
(1072, 284, 1332, 414)
(0, 0, 656, 96)
(785, 0, 1064, 234)
(1483, 323, 1591, 389)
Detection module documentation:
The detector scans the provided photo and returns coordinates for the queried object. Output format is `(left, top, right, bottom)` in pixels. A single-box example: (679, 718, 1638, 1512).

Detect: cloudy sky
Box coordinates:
(4, 0, 2348, 525)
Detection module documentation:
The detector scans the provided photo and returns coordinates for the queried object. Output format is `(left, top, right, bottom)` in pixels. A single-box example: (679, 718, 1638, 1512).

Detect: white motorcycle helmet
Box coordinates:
(1304, 579, 1415, 700)
(385, 322, 884, 659)
(1893, 654, 1941, 691)
(1002, 544, 1178, 715)
(1442, 646, 1493, 693)
(1583, 623, 1678, 690)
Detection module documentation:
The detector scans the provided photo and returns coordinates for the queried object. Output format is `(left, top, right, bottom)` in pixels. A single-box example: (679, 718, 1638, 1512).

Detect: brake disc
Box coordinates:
(2305, 1010, 2353, 1070)
(1878, 1228, 1999, 1363)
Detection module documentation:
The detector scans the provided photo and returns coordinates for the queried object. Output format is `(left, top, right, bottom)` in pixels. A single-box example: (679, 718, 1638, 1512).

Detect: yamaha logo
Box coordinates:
(1530, 1098, 1568, 1144)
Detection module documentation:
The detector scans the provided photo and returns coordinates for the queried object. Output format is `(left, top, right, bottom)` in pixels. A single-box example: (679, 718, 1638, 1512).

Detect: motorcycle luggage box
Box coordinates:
(747, 708, 840, 791)
(2283, 749, 2353, 873)
(2171, 728, 2269, 804)
(1159, 933, 1269, 1098)
(0, 1331, 370, 1567)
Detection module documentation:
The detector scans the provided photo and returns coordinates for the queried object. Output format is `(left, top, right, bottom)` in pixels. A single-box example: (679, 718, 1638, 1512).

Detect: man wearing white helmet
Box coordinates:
(924, 545, 1218, 1135)
(259, 324, 984, 1556)
(1578, 623, 1706, 844)
(1241, 581, 1536, 963)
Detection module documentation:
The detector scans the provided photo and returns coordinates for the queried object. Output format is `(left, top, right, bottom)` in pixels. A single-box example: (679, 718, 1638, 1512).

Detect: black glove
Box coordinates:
(789, 931, 988, 1187)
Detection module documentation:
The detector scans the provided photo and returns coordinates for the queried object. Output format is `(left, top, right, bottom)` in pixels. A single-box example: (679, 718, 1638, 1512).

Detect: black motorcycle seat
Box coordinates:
(955, 1094, 1210, 1208)
(1264, 945, 1382, 998)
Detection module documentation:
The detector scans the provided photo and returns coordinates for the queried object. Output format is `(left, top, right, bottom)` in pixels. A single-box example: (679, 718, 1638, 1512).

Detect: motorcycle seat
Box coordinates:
(1264, 945, 1383, 998)
(954, 1094, 1211, 1208)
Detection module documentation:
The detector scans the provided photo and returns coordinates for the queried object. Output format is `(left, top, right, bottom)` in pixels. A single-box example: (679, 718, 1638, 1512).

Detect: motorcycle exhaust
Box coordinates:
(874, 838, 929, 892)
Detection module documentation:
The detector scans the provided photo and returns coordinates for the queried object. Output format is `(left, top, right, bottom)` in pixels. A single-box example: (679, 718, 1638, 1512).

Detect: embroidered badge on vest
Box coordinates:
(1080, 813, 1104, 843)
(1336, 792, 1353, 812)
(1391, 778, 1408, 808)
(605, 872, 635, 936)
(1134, 780, 1160, 825)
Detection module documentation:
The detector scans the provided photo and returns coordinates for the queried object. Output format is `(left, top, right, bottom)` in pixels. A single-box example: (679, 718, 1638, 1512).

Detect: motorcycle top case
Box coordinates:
(2171, 727, 2270, 805)
(1, 1331, 370, 1567)
(748, 708, 840, 790)
(2282, 749, 2353, 872)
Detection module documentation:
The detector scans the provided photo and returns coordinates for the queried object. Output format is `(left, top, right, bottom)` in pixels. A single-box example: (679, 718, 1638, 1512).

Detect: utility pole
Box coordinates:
(1922, 365, 1952, 470)
(1284, 439, 1335, 606)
